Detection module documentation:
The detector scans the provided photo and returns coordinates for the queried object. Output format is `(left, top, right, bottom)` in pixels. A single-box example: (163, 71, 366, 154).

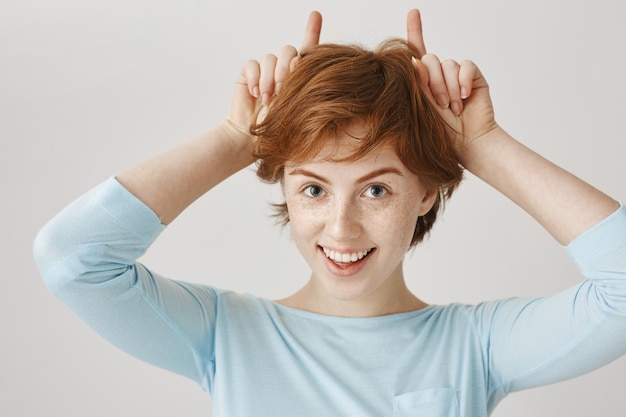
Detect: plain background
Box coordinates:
(2, 0, 625, 415)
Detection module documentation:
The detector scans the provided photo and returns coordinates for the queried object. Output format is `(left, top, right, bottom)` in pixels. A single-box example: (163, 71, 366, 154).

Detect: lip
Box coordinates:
(322, 246, 373, 262)
(318, 245, 376, 278)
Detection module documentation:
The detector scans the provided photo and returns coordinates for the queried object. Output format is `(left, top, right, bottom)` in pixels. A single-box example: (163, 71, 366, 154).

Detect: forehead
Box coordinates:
(285, 140, 408, 178)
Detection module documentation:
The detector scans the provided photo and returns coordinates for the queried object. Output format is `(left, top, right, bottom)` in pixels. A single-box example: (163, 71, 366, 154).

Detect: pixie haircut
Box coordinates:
(252, 39, 463, 246)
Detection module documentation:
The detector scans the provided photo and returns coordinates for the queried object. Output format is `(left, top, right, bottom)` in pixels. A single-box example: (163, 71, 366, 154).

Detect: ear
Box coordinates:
(417, 187, 438, 216)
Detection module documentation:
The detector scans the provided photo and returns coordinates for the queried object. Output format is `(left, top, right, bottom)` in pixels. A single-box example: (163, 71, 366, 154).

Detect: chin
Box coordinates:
(317, 274, 380, 303)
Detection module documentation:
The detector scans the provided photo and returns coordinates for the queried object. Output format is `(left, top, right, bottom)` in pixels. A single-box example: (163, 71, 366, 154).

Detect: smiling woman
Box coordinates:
(31, 8, 626, 417)
(278, 133, 436, 316)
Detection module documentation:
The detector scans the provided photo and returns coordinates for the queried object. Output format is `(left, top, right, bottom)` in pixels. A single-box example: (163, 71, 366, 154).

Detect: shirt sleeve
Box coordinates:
(33, 178, 218, 391)
(469, 204, 626, 398)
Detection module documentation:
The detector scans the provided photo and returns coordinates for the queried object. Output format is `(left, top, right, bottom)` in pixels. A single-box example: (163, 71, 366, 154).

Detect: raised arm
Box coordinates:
(33, 12, 324, 387)
(406, 10, 619, 245)
(116, 11, 322, 225)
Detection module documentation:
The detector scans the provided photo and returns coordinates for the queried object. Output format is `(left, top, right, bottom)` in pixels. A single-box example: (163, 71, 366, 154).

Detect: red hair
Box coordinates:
(252, 39, 463, 245)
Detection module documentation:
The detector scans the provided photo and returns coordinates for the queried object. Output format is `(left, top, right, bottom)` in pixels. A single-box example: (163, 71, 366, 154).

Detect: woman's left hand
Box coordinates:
(406, 10, 499, 158)
(406, 10, 619, 244)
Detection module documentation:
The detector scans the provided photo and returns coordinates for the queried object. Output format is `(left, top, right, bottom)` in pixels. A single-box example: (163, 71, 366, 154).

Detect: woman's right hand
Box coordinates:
(227, 11, 322, 137)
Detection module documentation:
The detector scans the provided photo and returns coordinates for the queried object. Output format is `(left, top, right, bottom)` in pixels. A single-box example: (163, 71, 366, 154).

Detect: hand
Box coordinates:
(227, 11, 322, 135)
(406, 9, 498, 154)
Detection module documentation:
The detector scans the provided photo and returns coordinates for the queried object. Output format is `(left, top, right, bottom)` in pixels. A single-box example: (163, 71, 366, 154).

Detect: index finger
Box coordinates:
(407, 9, 427, 57)
(300, 10, 323, 52)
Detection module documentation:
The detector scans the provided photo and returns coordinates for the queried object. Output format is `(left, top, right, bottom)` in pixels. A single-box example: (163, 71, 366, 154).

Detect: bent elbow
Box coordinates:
(33, 216, 129, 294)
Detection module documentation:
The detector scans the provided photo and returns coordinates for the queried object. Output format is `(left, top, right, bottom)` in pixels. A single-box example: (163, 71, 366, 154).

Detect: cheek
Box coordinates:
(373, 197, 421, 248)
(285, 198, 322, 240)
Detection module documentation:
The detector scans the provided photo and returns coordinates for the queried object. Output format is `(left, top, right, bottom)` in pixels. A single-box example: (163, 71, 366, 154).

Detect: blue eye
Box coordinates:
(304, 185, 324, 198)
(365, 185, 387, 198)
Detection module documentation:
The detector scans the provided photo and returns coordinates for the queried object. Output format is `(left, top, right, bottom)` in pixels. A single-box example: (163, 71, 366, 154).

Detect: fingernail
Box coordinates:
(275, 82, 282, 94)
(437, 94, 449, 108)
(450, 101, 461, 115)
(252, 86, 260, 98)
(461, 87, 468, 99)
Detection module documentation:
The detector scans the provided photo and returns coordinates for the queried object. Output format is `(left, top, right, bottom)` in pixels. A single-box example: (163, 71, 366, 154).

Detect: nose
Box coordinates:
(326, 198, 362, 242)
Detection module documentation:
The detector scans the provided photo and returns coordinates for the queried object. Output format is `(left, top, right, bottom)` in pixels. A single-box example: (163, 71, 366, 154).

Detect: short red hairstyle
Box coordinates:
(252, 39, 463, 246)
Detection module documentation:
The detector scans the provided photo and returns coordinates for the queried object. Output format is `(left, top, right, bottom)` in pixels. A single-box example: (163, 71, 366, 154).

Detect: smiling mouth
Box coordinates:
(321, 246, 375, 263)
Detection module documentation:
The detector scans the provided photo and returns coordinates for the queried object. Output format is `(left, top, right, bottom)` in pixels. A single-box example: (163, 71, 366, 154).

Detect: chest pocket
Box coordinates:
(393, 388, 459, 417)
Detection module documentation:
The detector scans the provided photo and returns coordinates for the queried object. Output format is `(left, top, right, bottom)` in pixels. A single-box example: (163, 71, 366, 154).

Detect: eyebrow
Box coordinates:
(288, 167, 404, 184)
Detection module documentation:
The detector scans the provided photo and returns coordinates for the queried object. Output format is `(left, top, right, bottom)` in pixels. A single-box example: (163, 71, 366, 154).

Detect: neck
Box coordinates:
(277, 266, 428, 318)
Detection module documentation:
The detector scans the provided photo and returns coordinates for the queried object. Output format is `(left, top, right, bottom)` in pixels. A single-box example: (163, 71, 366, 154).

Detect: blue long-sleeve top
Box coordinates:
(34, 178, 626, 416)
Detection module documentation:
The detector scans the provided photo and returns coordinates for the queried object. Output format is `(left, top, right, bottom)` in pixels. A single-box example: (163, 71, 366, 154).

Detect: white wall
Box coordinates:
(2, 0, 625, 415)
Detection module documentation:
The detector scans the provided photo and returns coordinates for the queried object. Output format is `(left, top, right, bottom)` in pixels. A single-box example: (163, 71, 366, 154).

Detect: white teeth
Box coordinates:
(322, 247, 372, 263)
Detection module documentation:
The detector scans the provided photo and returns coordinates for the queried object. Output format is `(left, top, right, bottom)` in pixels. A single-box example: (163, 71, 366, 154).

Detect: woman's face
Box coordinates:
(282, 130, 437, 309)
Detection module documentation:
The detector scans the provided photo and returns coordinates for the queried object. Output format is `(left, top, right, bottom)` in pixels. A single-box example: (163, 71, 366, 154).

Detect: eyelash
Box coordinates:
(303, 184, 325, 198)
(364, 184, 388, 198)
(302, 184, 389, 199)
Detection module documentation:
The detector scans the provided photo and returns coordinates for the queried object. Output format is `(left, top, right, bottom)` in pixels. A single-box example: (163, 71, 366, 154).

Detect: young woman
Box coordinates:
(34, 10, 626, 416)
